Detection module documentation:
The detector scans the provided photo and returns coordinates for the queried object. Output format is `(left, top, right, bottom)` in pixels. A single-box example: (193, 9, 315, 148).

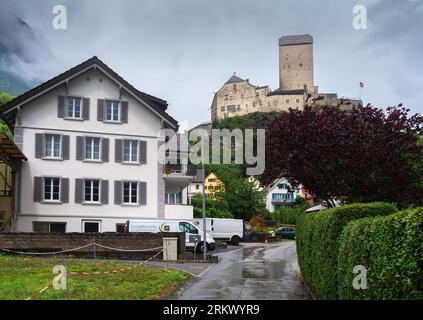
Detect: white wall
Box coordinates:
(164, 204, 193, 220)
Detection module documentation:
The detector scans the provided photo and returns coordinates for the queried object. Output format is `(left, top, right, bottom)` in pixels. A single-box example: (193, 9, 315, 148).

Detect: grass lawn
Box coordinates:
(0, 254, 189, 300)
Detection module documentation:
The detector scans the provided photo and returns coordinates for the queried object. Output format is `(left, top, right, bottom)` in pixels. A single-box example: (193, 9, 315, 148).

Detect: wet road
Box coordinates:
(177, 242, 312, 300)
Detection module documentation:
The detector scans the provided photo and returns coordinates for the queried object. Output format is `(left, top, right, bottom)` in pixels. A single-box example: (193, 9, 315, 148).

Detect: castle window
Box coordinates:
(296, 99, 300, 103)
(241, 94, 244, 99)
(286, 99, 290, 104)
(299, 63, 303, 67)
(256, 92, 259, 97)
(221, 106, 225, 112)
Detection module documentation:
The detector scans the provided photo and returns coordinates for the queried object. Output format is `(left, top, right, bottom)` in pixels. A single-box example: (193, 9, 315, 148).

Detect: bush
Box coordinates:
(273, 205, 309, 225)
(296, 202, 397, 299)
(337, 208, 423, 299)
(191, 195, 233, 218)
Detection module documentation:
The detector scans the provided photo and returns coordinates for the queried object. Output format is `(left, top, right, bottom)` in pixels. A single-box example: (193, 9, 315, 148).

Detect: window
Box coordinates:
(116, 223, 126, 233)
(227, 105, 236, 112)
(85, 137, 101, 160)
(44, 134, 61, 158)
(66, 97, 82, 119)
(286, 99, 290, 104)
(83, 221, 100, 233)
(44, 177, 60, 201)
(123, 140, 139, 162)
(105, 100, 120, 122)
(0, 212, 4, 231)
(195, 184, 199, 190)
(220, 106, 225, 112)
(165, 192, 181, 204)
(33, 222, 66, 233)
(123, 182, 138, 204)
(296, 99, 300, 103)
(299, 63, 303, 67)
(179, 222, 198, 234)
(84, 179, 100, 203)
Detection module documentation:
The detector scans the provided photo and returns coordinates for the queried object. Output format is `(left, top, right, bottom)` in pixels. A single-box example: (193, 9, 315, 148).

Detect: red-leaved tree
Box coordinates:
(261, 104, 423, 208)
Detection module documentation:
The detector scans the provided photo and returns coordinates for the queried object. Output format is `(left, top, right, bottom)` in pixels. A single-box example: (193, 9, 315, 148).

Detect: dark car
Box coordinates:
(274, 226, 296, 239)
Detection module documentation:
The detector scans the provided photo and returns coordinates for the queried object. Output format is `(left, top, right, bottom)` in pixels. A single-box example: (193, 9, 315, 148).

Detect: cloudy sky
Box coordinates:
(1, 0, 422, 129)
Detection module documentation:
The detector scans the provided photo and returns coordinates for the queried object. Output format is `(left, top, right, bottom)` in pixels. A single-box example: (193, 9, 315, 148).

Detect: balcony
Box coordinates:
(271, 192, 295, 204)
(164, 204, 193, 220)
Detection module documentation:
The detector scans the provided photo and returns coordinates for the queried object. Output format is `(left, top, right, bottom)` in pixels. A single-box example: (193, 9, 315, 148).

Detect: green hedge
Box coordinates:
(337, 208, 423, 299)
(272, 205, 309, 225)
(296, 202, 397, 299)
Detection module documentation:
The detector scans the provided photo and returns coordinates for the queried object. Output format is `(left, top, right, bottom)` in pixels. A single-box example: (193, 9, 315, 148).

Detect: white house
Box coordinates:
(264, 178, 305, 212)
(0, 56, 193, 233)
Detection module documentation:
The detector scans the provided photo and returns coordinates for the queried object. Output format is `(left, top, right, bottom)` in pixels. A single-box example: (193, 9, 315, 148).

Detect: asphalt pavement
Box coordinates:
(176, 241, 312, 300)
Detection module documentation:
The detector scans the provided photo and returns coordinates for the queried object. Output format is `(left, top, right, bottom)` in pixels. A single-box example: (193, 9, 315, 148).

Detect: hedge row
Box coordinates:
(272, 205, 309, 225)
(337, 208, 423, 299)
(296, 202, 397, 299)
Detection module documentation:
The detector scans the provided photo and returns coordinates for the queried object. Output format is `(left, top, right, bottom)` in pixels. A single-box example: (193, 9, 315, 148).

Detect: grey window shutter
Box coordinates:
(138, 181, 146, 205)
(101, 138, 109, 162)
(35, 133, 44, 158)
(82, 98, 90, 120)
(75, 179, 83, 203)
(139, 140, 147, 164)
(62, 135, 70, 160)
(76, 136, 84, 160)
(97, 99, 104, 121)
(101, 180, 109, 204)
(115, 139, 122, 163)
(58, 95, 65, 118)
(33, 177, 43, 202)
(114, 180, 122, 205)
(121, 101, 128, 123)
(61, 178, 69, 203)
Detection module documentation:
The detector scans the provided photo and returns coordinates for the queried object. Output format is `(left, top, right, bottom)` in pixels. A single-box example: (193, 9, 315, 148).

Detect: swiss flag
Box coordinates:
(359, 82, 364, 88)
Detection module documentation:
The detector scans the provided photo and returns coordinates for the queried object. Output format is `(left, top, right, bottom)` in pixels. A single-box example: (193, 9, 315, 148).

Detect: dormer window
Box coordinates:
(66, 97, 82, 119)
(105, 100, 120, 122)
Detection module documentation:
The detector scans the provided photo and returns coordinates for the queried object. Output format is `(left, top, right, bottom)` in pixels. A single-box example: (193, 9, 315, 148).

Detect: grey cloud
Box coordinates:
(0, 0, 421, 125)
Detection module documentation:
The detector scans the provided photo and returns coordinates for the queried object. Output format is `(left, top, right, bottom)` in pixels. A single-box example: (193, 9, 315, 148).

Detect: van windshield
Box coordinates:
(179, 222, 198, 234)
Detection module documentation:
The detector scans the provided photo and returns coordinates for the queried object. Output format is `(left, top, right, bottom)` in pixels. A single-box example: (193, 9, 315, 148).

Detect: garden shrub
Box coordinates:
(296, 202, 397, 299)
(337, 207, 423, 300)
(272, 204, 309, 225)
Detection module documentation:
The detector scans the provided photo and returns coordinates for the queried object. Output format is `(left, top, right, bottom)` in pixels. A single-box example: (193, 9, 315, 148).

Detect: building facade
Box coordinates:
(0, 57, 193, 233)
(264, 178, 306, 212)
(204, 172, 224, 198)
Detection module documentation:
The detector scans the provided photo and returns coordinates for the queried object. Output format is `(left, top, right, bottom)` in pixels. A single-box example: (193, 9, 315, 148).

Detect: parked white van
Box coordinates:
(193, 218, 244, 245)
(127, 219, 216, 252)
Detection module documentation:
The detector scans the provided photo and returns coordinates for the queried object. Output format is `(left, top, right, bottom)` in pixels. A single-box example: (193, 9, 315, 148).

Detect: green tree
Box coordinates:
(0, 91, 15, 139)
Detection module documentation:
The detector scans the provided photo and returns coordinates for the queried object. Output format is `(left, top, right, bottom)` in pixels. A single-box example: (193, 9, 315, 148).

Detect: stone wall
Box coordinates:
(0, 232, 186, 260)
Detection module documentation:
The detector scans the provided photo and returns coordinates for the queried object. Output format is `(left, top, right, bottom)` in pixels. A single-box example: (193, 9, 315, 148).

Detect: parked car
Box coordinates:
(273, 226, 296, 239)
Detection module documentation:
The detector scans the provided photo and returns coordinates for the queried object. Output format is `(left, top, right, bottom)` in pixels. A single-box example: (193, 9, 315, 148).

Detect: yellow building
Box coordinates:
(204, 173, 224, 198)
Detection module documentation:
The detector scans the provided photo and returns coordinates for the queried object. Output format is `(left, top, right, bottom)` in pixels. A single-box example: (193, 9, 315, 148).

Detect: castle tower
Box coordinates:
(279, 34, 314, 93)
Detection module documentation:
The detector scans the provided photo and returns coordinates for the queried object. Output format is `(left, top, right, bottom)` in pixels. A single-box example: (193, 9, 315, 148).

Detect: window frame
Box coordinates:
(82, 220, 101, 233)
(65, 96, 83, 120)
(122, 140, 139, 163)
(83, 179, 101, 204)
(42, 177, 61, 203)
(104, 99, 121, 123)
(43, 133, 62, 159)
(122, 181, 139, 205)
(33, 222, 66, 233)
(84, 136, 102, 162)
